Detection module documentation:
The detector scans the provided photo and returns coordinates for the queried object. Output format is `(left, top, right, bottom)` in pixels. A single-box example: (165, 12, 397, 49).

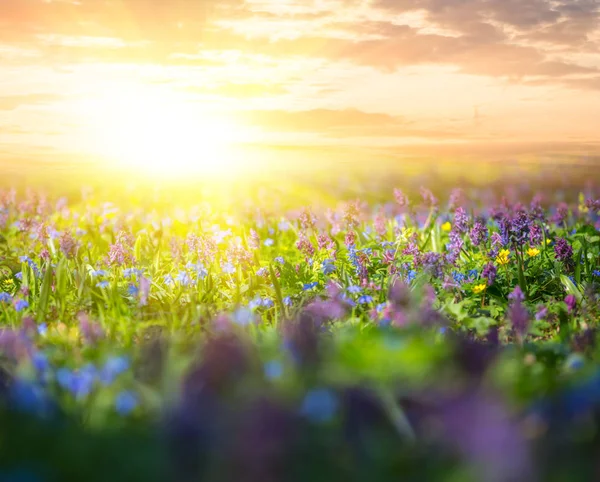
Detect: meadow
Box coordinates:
(1, 160, 600, 482)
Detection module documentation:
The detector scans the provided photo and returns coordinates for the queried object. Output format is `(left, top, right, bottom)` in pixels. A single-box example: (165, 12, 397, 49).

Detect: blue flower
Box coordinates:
(58, 365, 97, 400)
(14, 299, 29, 312)
(303, 282, 318, 291)
(347, 285, 362, 294)
(467, 269, 478, 279)
(301, 388, 338, 423)
(233, 307, 254, 326)
(358, 295, 373, 305)
(283, 296, 293, 306)
(163, 274, 175, 286)
(90, 269, 107, 278)
(264, 360, 284, 381)
(15, 272, 22, 280)
(406, 270, 417, 283)
(593, 270, 600, 277)
(96, 280, 110, 289)
(222, 262, 236, 275)
(256, 267, 268, 277)
(32, 352, 49, 373)
(0, 292, 12, 303)
(321, 259, 336, 275)
(115, 390, 138, 416)
(127, 284, 139, 296)
(123, 268, 141, 279)
(264, 238, 274, 247)
(100, 356, 130, 386)
(175, 271, 192, 286)
(376, 302, 387, 313)
(274, 256, 285, 265)
(9, 379, 53, 417)
(452, 271, 466, 284)
(37, 323, 48, 336)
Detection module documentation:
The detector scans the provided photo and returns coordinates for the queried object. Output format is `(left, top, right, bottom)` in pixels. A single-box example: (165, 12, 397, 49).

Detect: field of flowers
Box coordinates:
(1, 167, 600, 481)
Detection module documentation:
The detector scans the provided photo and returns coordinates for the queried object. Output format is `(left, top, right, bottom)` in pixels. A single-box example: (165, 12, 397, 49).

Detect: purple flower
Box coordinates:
(453, 207, 470, 234)
(481, 262, 497, 285)
(421, 252, 444, 278)
(419, 187, 438, 208)
(0, 292, 12, 303)
(509, 299, 530, 340)
(565, 294, 577, 313)
(535, 305, 548, 320)
(393, 188, 409, 207)
(554, 238, 573, 263)
(508, 286, 525, 303)
(528, 224, 542, 245)
(469, 221, 488, 247)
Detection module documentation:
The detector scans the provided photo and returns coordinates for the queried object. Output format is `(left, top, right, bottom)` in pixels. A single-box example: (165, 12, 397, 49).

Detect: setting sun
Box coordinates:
(78, 85, 246, 177)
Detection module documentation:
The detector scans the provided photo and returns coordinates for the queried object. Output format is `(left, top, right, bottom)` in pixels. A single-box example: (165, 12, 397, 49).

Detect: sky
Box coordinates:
(1, 0, 599, 171)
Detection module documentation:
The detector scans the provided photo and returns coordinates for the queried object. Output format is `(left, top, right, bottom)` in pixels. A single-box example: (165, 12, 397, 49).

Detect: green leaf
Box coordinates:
(560, 274, 582, 302)
(37, 263, 54, 322)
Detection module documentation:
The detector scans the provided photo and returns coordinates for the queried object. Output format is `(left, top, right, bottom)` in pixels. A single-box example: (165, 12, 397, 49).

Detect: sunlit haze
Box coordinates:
(1, 0, 599, 175)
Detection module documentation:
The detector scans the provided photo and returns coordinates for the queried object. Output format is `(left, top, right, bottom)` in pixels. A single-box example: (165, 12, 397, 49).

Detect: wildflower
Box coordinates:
(358, 295, 373, 304)
(554, 238, 573, 263)
(163, 274, 175, 286)
(303, 282, 318, 291)
(321, 259, 336, 275)
(115, 390, 138, 416)
(496, 249, 510, 266)
(14, 299, 29, 312)
(301, 388, 338, 423)
(393, 188, 409, 207)
(37, 323, 47, 336)
(96, 280, 109, 289)
(454, 207, 470, 233)
(565, 294, 577, 313)
(508, 286, 525, 302)
(78, 312, 103, 344)
(283, 296, 292, 306)
(535, 305, 548, 320)
(347, 285, 362, 294)
(473, 283, 487, 294)
(264, 238, 274, 247)
(127, 284, 139, 296)
(442, 221, 452, 232)
(0, 292, 12, 303)
(90, 268, 107, 278)
(233, 307, 254, 326)
(59, 231, 77, 258)
(593, 270, 600, 277)
(100, 356, 130, 385)
(529, 224, 542, 245)
(527, 247, 540, 257)
(139, 276, 151, 306)
(469, 221, 488, 246)
(274, 256, 285, 265)
(264, 360, 284, 381)
(175, 271, 192, 286)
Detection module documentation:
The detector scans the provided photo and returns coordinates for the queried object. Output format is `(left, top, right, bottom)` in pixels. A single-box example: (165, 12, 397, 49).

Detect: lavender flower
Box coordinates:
(453, 207, 470, 234)
(565, 294, 577, 313)
(528, 224, 542, 245)
(469, 221, 488, 247)
(482, 262, 497, 285)
(554, 238, 573, 263)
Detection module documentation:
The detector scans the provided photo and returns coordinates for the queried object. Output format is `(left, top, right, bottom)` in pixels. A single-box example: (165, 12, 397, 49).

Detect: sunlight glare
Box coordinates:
(81, 86, 247, 177)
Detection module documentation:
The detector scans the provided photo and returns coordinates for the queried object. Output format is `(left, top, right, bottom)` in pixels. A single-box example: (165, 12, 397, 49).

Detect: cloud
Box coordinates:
(0, 94, 64, 110)
(237, 108, 465, 138)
